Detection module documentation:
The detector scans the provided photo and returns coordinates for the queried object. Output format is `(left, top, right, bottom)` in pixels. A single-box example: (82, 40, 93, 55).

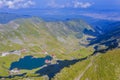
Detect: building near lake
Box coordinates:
(1, 52, 9, 56)
(9, 68, 20, 75)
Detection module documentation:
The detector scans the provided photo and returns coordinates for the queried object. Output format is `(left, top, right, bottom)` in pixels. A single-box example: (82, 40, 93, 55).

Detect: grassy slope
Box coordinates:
(0, 17, 119, 80)
(53, 49, 120, 80)
(3, 49, 119, 80)
(0, 17, 90, 52)
(80, 49, 120, 80)
(0, 17, 92, 77)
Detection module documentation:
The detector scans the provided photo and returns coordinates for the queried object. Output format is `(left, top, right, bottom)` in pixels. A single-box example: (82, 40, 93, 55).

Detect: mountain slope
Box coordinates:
(0, 17, 94, 78)
(84, 21, 120, 54)
(0, 17, 91, 53)
(53, 48, 120, 80)
(0, 15, 120, 80)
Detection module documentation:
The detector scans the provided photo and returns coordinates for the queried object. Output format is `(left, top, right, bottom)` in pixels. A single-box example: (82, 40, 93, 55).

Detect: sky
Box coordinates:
(0, 0, 120, 10)
(0, 0, 120, 21)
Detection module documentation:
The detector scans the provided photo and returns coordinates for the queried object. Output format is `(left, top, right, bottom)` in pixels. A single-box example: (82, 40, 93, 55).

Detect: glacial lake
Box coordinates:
(10, 55, 53, 70)
(7, 55, 87, 80)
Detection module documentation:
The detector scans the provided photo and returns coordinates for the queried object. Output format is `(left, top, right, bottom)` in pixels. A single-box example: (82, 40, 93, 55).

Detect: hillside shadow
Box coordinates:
(0, 56, 88, 80)
(0, 73, 26, 79)
(84, 23, 120, 54)
(35, 57, 87, 80)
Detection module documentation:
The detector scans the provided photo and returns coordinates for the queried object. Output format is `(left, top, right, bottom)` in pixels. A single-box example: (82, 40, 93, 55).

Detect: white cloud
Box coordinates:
(73, 1, 93, 8)
(47, 0, 93, 8)
(0, 0, 35, 9)
(47, 0, 66, 8)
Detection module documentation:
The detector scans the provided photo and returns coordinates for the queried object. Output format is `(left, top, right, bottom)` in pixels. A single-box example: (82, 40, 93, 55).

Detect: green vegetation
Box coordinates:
(0, 17, 92, 79)
(0, 17, 119, 80)
(53, 49, 120, 80)
(80, 49, 120, 80)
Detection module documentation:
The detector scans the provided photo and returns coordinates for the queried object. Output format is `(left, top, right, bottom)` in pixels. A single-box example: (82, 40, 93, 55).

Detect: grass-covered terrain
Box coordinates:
(0, 17, 90, 52)
(53, 49, 120, 80)
(2, 48, 119, 80)
(0, 17, 119, 80)
(0, 47, 93, 78)
(0, 17, 93, 79)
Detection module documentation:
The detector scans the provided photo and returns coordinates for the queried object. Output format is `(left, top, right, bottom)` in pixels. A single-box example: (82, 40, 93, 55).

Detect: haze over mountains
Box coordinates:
(0, 8, 120, 51)
(0, 7, 120, 80)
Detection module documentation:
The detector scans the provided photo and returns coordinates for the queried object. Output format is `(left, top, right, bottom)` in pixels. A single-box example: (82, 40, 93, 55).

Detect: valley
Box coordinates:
(0, 13, 119, 80)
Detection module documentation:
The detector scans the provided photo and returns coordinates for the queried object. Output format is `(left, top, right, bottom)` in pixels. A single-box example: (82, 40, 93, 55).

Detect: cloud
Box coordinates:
(0, 0, 35, 9)
(73, 1, 93, 8)
(47, 0, 66, 8)
(47, 0, 93, 8)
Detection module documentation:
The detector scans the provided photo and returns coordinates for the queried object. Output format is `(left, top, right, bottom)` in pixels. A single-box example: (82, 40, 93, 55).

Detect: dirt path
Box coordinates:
(74, 59, 93, 80)
(74, 54, 100, 80)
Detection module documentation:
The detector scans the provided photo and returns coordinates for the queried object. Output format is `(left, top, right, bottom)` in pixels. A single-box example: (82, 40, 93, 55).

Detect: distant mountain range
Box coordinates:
(0, 12, 30, 24)
(0, 12, 120, 53)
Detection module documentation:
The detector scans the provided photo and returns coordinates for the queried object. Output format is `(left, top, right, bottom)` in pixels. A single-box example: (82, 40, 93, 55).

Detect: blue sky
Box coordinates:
(0, 0, 120, 21)
(0, 0, 120, 9)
